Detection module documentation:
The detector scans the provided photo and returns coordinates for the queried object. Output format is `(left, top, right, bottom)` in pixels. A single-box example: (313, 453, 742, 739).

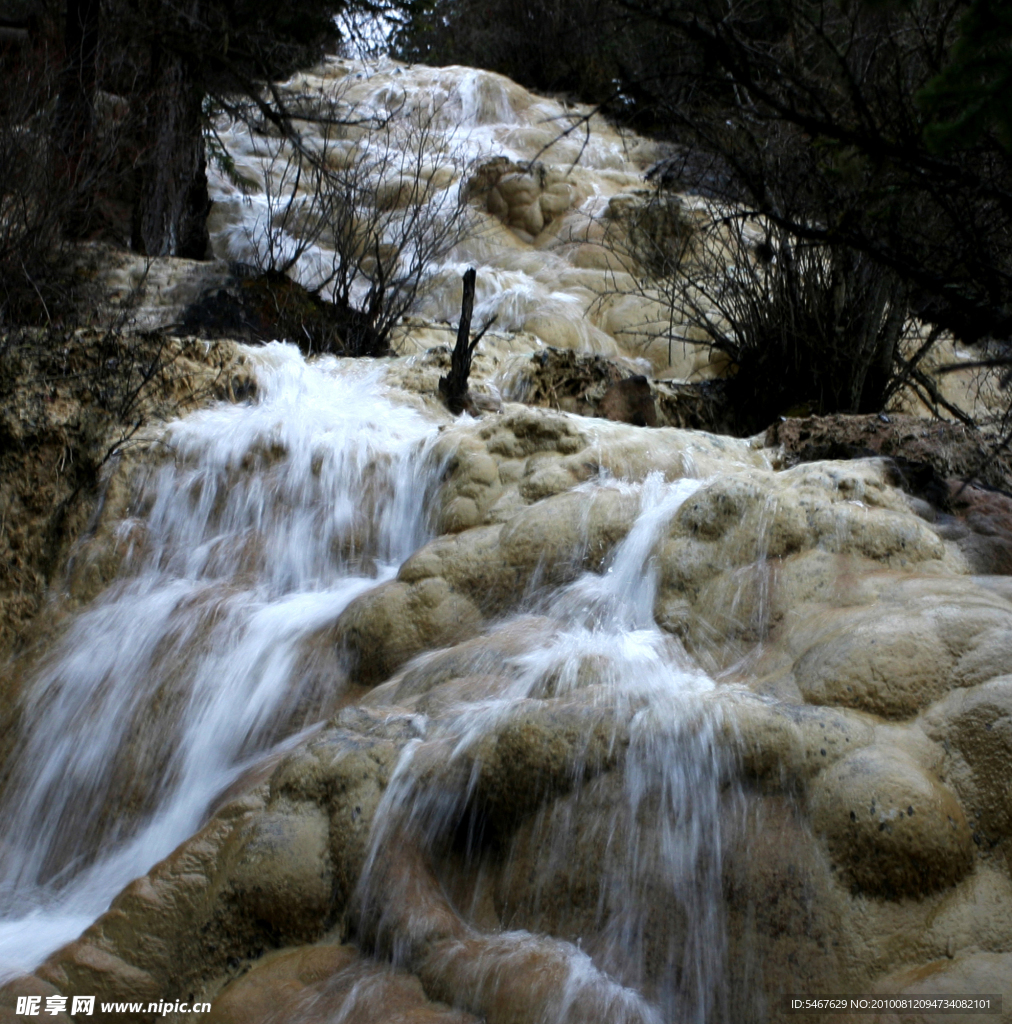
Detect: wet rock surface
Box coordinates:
(4, 58, 1012, 1024)
(4, 387, 1012, 1024)
(507, 348, 733, 432)
(205, 942, 478, 1024)
(941, 483, 1012, 576)
(766, 414, 1010, 494)
(0, 331, 250, 658)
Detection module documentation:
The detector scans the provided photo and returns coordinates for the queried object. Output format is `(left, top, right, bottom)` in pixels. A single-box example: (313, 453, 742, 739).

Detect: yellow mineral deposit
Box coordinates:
(0, 58, 1010, 1024)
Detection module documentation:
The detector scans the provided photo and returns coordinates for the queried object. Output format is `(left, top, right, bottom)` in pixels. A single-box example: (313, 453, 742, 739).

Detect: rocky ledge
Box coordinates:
(3, 386, 1011, 1024)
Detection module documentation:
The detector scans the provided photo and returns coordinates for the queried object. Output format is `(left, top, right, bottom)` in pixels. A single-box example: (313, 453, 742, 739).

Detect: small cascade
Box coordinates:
(205, 58, 682, 369)
(351, 475, 738, 1024)
(4, 48, 1009, 1023)
(0, 346, 442, 978)
(2, 57, 764, 1014)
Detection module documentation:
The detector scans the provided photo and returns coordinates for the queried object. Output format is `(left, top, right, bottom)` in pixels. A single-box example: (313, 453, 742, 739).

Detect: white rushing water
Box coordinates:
(203, 57, 706, 374)
(1, 352, 738, 1022)
(1, 62, 739, 1018)
(0, 345, 441, 978)
(356, 475, 736, 1023)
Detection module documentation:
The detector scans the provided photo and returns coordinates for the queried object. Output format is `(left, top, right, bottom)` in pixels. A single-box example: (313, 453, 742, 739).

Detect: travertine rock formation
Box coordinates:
(2, 54, 1010, 1024)
(5, 395, 1011, 1024)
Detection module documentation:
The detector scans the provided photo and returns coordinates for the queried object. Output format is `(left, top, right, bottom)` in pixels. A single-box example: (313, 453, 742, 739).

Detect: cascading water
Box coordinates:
(2, 58, 750, 1020)
(205, 57, 684, 369)
(4, 48, 1008, 1023)
(0, 345, 442, 979)
(2, 359, 742, 1019)
(350, 475, 739, 1024)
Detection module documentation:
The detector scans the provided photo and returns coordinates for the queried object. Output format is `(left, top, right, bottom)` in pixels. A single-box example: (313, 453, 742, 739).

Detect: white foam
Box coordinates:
(0, 345, 441, 978)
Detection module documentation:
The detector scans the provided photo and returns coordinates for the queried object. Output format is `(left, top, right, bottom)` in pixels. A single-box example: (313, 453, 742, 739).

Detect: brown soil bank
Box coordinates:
(0, 327, 250, 657)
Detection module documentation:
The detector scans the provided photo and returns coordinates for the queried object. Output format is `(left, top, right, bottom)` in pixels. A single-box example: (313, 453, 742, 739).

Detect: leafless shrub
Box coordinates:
(600, 192, 952, 433)
(226, 87, 472, 356)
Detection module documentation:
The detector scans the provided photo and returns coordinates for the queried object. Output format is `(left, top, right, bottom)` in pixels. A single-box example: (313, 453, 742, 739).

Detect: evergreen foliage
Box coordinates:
(918, 0, 1012, 151)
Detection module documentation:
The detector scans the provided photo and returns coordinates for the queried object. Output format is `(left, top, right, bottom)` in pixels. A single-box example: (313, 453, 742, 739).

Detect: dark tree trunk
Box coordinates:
(439, 267, 477, 414)
(55, 0, 101, 236)
(56, 0, 100, 155)
(133, 47, 209, 258)
(439, 268, 496, 413)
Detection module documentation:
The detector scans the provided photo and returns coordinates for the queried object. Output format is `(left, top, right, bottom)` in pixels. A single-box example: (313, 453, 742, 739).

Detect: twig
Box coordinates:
(898, 356, 976, 427)
(884, 324, 943, 403)
(523, 99, 617, 176)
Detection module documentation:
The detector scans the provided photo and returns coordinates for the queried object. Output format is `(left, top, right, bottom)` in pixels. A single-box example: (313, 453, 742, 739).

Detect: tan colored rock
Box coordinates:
(373, 617, 556, 707)
(11, 608, 1010, 1024)
(432, 436, 504, 534)
(268, 728, 404, 908)
(952, 627, 1012, 688)
(653, 461, 962, 668)
(665, 460, 933, 561)
(923, 676, 1012, 844)
(0, 976, 73, 1024)
(206, 942, 478, 1024)
(336, 430, 984, 700)
(21, 727, 407, 1020)
(520, 310, 621, 354)
(357, 834, 655, 1024)
(810, 746, 974, 898)
(869, 952, 1012, 1024)
(470, 406, 587, 461)
(727, 695, 877, 786)
(498, 485, 640, 575)
(723, 796, 848, 1013)
(34, 809, 257, 1020)
(445, 698, 627, 827)
(228, 802, 333, 943)
(540, 182, 576, 218)
(420, 931, 657, 1024)
(794, 610, 954, 718)
(771, 577, 1012, 718)
(332, 576, 483, 686)
(333, 477, 644, 685)
(206, 944, 358, 1024)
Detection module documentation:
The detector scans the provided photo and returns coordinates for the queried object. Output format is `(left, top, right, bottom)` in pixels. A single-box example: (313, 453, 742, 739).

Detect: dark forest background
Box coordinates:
(1, 0, 1010, 429)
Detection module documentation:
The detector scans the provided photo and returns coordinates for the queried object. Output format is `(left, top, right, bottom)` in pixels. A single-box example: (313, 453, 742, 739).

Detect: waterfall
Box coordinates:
(4, 46, 1007, 1024)
(205, 56, 672, 368)
(0, 345, 441, 979)
(353, 475, 738, 1024)
(2, 60, 742, 1020)
(1, 382, 739, 1021)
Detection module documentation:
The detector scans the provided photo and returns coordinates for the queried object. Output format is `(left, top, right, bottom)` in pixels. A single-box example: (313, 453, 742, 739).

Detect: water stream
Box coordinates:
(355, 474, 736, 1023)
(1, 349, 737, 1021)
(0, 346, 441, 978)
(206, 56, 677, 366)
(2, 60, 741, 1021)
